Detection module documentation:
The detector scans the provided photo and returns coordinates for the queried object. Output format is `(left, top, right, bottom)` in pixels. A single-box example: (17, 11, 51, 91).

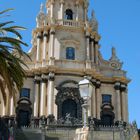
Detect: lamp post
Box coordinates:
(78, 77, 93, 128)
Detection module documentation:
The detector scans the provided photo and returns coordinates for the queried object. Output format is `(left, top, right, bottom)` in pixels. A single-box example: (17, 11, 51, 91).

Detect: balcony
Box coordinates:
(56, 19, 84, 28)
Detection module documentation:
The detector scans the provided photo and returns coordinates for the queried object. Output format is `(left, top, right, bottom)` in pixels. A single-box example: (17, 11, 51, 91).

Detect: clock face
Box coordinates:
(110, 62, 120, 70)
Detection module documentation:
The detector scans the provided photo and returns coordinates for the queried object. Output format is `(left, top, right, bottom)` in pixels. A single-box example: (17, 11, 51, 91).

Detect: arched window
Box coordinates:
(66, 47, 75, 60)
(65, 9, 73, 20)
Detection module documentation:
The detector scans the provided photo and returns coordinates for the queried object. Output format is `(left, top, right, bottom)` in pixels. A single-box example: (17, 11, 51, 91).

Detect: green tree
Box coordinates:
(0, 9, 29, 103)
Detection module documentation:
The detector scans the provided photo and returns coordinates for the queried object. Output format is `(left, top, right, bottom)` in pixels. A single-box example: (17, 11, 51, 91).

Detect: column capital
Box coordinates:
(50, 0, 55, 4)
(60, 0, 64, 4)
(91, 78, 96, 86)
(94, 41, 98, 45)
(85, 32, 90, 38)
(114, 82, 121, 90)
(34, 75, 41, 83)
(41, 74, 48, 82)
(43, 31, 48, 37)
(48, 72, 55, 81)
(50, 27, 55, 34)
(90, 37, 94, 42)
(96, 80, 101, 88)
(120, 84, 127, 92)
(37, 32, 42, 39)
(75, 0, 79, 6)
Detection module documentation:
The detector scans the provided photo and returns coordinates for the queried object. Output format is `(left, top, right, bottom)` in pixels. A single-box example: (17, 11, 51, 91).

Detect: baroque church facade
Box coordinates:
(0, 0, 139, 139)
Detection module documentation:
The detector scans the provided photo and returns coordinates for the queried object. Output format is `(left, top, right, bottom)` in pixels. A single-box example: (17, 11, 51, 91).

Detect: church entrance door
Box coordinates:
(18, 110, 30, 127)
(16, 101, 32, 128)
(62, 99, 77, 118)
(101, 115, 113, 126)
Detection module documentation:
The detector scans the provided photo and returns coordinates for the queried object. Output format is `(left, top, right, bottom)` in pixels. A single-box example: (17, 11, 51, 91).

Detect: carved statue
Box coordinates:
(89, 9, 98, 31)
(36, 3, 45, 27)
(65, 113, 72, 124)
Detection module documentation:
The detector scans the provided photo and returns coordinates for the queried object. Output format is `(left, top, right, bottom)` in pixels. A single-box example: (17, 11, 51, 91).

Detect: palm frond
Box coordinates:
(0, 8, 30, 102)
(0, 8, 14, 15)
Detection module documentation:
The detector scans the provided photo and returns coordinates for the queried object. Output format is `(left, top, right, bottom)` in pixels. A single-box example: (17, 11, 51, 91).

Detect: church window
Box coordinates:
(20, 88, 30, 98)
(65, 9, 73, 20)
(66, 47, 75, 60)
(102, 94, 111, 104)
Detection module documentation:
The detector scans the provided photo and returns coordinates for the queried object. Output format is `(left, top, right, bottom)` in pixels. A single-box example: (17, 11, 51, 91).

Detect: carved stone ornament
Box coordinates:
(41, 74, 48, 81)
(55, 80, 83, 120)
(36, 3, 45, 27)
(34, 75, 41, 82)
(48, 72, 55, 81)
(109, 47, 123, 70)
(89, 10, 98, 32)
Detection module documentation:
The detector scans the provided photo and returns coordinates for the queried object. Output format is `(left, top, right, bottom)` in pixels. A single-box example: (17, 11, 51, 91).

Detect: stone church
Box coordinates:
(0, 0, 139, 139)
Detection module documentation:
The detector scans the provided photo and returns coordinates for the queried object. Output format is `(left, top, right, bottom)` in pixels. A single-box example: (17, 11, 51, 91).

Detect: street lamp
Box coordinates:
(78, 77, 93, 128)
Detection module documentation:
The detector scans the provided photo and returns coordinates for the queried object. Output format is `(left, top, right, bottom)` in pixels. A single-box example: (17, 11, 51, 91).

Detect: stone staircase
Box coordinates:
(15, 128, 76, 140)
(15, 128, 42, 140)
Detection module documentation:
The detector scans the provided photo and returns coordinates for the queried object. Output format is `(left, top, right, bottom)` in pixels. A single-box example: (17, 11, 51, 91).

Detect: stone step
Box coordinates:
(15, 128, 76, 140)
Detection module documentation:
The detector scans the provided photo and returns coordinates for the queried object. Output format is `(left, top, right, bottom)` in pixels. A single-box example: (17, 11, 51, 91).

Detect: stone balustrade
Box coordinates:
(56, 19, 84, 28)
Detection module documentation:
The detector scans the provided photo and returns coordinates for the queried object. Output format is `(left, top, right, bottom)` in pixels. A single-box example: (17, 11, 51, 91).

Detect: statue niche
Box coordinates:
(55, 80, 83, 120)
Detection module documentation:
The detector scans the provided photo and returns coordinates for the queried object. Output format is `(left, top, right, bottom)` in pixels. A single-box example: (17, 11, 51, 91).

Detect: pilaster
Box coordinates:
(91, 37, 95, 63)
(91, 78, 96, 118)
(121, 84, 128, 122)
(114, 82, 121, 121)
(86, 33, 90, 61)
(95, 41, 99, 65)
(96, 80, 101, 119)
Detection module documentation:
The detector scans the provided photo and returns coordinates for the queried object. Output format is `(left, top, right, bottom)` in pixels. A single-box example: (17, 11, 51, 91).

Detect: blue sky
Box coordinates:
(1, 0, 140, 127)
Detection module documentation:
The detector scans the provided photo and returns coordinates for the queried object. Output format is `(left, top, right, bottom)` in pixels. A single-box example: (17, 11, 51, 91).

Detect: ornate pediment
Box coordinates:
(60, 35, 80, 48)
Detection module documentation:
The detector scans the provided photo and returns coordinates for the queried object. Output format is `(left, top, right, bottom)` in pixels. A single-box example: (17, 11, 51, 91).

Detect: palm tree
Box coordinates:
(0, 9, 29, 104)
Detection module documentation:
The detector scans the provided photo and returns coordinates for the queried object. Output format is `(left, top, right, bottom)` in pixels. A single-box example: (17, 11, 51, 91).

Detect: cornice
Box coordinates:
(25, 65, 130, 84)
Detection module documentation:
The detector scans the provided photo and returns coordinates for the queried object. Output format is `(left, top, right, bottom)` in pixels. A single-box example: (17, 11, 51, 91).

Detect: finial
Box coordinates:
(112, 47, 116, 57)
(91, 9, 95, 19)
(109, 46, 123, 70)
(40, 3, 44, 13)
(110, 46, 119, 61)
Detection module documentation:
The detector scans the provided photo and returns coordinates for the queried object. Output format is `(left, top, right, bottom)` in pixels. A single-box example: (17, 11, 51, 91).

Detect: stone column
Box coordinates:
(91, 38, 95, 63)
(50, 29, 55, 58)
(40, 74, 47, 117)
(76, 1, 79, 21)
(10, 95, 15, 116)
(95, 42, 99, 65)
(86, 34, 90, 61)
(84, 4, 88, 22)
(114, 82, 121, 121)
(49, 28, 55, 65)
(5, 91, 10, 116)
(34, 76, 40, 117)
(42, 31, 48, 66)
(47, 72, 55, 116)
(36, 32, 42, 62)
(91, 79, 96, 118)
(60, 0, 64, 19)
(50, 0, 54, 22)
(2, 103, 6, 116)
(121, 84, 128, 122)
(96, 80, 101, 119)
